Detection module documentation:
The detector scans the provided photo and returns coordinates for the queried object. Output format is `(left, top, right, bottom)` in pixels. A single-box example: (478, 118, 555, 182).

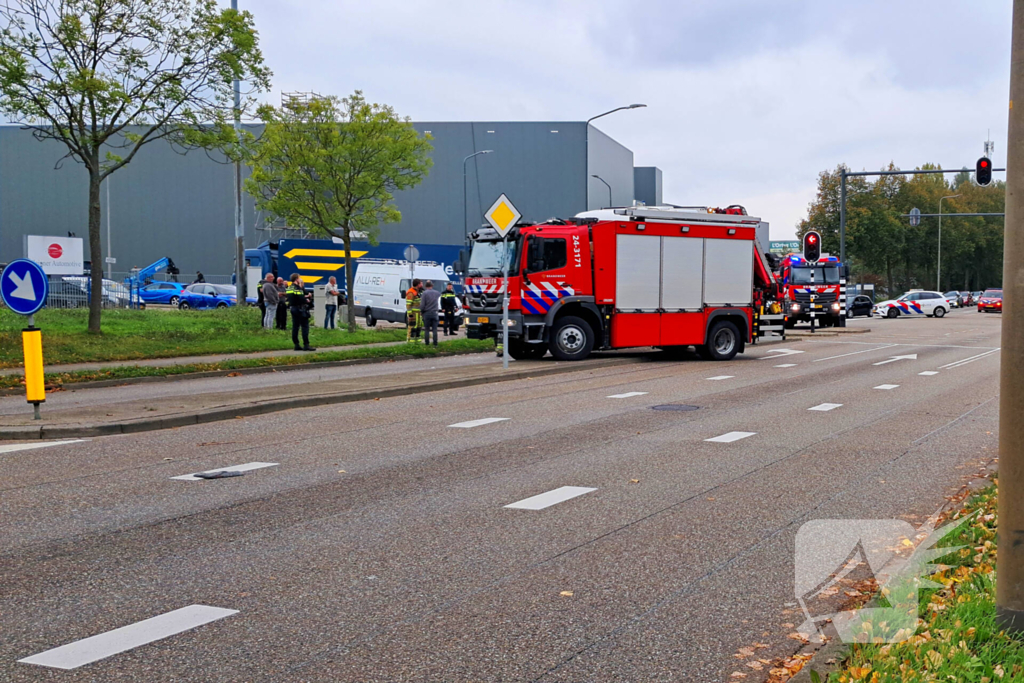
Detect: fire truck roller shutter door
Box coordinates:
(661, 236, 704, 310)
(704, 239, 754, 306)
(615, 234, 661, 311)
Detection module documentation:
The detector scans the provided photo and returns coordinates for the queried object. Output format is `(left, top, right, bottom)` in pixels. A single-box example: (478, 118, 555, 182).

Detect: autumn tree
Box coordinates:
(0, 0, 270, 331)
(245, 92, 433, 332)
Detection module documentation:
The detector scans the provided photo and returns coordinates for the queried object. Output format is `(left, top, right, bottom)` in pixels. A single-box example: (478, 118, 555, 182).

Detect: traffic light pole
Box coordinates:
(997, 0, 1024, 636)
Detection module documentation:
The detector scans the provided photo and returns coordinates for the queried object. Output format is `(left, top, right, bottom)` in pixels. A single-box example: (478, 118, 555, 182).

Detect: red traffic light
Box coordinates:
(808, 235, 817, 243)
(977, 156, 993, 186)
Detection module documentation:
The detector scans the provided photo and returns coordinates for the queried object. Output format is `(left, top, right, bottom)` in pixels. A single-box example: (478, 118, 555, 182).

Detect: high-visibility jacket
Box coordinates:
(440, 291, 456, 311)
(406, 287, 422, 327)
(286, 284, 308, 311)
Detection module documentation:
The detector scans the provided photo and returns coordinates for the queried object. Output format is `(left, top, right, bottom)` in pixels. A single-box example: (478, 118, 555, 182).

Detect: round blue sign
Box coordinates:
(1, 259, 49, 315)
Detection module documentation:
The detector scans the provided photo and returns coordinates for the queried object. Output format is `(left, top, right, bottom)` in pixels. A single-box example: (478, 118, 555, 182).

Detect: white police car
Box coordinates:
(872, 291, 949, 319)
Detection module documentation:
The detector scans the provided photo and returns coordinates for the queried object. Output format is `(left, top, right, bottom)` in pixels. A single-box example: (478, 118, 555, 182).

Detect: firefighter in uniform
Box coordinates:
(441, 283, 457, 336)
(405, 278, 423, 342)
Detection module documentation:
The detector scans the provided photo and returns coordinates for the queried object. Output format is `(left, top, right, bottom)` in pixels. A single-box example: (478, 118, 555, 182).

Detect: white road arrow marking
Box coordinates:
(872, 354, 918, 366)
(760, 348, 804, 360)
(8, 270, 36, 300)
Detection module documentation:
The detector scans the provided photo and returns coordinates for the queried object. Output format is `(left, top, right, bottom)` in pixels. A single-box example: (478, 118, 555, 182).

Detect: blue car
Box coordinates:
(138, 281, 187, 306)
(178, 283, 252, 309)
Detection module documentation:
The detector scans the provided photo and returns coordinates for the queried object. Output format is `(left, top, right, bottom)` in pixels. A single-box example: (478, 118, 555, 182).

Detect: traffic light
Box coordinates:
(977, 157, 992, 186)
(803, 230, 821, 262)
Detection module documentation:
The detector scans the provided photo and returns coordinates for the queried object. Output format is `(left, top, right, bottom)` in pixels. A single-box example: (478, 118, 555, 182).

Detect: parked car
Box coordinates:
(178, 283, 254, 309)
(138, 281, 187, 306)
(977, 289, 1003, 313)
(62, 276, 130, 307)
(971, 291, 983, 306)
(959, 291, 974, 307)
(943, 291, 962, 308)
(846, 294, 874, 318)
(46, 278, 90, 308)
(873, 291, 949, 318)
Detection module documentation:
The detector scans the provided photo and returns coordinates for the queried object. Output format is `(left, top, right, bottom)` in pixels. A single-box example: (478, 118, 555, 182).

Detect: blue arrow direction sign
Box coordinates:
(1, 259, 49, 315)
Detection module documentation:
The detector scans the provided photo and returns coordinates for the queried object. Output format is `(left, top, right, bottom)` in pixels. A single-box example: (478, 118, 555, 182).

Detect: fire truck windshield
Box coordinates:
(791, 266, 841, 284)
(467, 238, 520, 277)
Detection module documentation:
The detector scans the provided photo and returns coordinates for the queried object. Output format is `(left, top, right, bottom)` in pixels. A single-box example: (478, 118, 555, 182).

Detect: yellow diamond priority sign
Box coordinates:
(484, 193, 522, 238)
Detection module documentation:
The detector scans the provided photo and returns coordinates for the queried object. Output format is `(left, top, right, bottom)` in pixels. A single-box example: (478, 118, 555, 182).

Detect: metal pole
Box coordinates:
(839, 171, 847, 266)
(231, 0, 245, 303)
(105, 178, 112, 281)
(463, 150, 492, 238)
(592, 175, 612, 208)
(585, 104, 646, 211)
(997, 0, 1024, 636)
(501, 234, 510, 370)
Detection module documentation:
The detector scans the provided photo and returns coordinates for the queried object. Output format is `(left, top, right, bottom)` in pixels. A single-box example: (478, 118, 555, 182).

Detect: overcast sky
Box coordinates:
(245, 0, 1011, 239)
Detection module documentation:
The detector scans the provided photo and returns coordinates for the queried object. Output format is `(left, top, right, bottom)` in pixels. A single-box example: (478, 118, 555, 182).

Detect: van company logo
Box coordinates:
(793, 512, 973, 643)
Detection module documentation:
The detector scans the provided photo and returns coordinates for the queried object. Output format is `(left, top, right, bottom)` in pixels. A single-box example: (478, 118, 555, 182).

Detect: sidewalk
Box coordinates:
(0, 354, 640, 440)
(0, 338, 415, 376)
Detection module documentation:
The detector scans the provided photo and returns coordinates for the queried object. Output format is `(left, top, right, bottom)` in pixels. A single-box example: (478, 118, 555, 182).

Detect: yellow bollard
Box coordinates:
(22, 327, 45, 417)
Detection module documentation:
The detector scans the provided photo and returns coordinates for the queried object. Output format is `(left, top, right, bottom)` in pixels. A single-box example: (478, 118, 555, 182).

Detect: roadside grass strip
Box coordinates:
(172, 462, 278, 481)
(814, 484, 1022, 683)
(874, 384, 900, 390)
(504, 486, 597, 510)
(0, 440, 84, 454)
(607, 392, 648, 399)
(18, 605, 238, 670)
(705, 431, 756, 443)
(449, 418, 511, 429)
(808, 403, 843, 412)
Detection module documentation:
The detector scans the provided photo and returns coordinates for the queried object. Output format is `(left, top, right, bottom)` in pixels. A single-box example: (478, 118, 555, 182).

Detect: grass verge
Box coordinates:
(0, 307, 407, 368)
(0, 338, 495, 392)
(818, 481, 1022, 683)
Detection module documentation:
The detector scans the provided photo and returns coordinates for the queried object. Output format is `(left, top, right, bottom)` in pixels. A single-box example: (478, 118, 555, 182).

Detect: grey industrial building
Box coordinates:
(0, 122, 662, 281)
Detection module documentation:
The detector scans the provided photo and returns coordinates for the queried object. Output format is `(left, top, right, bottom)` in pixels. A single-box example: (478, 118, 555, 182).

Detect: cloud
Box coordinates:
(244, 0, 1011, 238)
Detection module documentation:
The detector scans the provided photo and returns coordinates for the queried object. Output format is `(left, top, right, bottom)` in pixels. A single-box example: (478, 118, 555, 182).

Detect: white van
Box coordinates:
(352, 259, 451, 326)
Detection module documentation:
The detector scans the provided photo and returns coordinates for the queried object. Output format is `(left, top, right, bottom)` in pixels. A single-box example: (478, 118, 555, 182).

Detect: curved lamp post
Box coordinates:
(585, 104, 645, 210)
(463, 150, 493, 238)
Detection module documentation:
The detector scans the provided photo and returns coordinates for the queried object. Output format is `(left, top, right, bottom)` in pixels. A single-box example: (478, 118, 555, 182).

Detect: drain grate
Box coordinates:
(651, 404, 700, 412)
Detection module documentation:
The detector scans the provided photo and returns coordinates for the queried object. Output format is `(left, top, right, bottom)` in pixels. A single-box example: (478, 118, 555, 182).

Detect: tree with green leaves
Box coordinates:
(244, 91, 433, 332)
(0, 0, 271, 332)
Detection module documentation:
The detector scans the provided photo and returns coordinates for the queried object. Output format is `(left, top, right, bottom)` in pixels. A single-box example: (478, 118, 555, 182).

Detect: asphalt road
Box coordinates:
(0, 309, 1002, 682)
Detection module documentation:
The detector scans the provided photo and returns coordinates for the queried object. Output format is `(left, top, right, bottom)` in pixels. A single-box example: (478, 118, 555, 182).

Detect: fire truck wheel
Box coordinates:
(700, 320, 740, 361)
(549, 316, 594, 361)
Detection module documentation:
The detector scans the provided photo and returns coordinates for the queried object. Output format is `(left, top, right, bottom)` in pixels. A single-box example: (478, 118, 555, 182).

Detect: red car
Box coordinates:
(977, 289, 1003, 313)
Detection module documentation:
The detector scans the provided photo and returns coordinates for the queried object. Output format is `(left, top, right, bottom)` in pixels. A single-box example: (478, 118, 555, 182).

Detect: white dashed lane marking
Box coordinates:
(0, 440, 85, 455)
(504, 486, 596, 510)
(939, 348, 1001, 369)
(808, 403, 843, 412)
(774, 364, 797, 368)
(18, 605, 238, 670)
(607, 392, 648, 399)
(171, 462, 278, 481)
(919, 371, 939, 376)
(706, 376, 734, 381)
(874, 385, 900, 390)
(705, 431, 757, 443)
(449, 418, 511, 429)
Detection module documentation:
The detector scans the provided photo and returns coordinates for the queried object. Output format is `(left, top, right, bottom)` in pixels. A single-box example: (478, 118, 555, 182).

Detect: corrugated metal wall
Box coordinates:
(0, 122, 636, 280)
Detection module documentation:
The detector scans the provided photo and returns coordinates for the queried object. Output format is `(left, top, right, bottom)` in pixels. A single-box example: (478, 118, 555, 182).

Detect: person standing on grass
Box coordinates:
(275, 277, 288, 330)
(286, 274, 316, 351)
(419, 280, 441, 347)
(261, 273, 279, 329)
(325, 276, 339, 330)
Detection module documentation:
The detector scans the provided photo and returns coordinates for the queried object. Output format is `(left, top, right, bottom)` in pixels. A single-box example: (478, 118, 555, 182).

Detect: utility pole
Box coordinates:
(231, 0, 245, 301)
(937, 194, 960, 291)
(997, 0, 1024, 636)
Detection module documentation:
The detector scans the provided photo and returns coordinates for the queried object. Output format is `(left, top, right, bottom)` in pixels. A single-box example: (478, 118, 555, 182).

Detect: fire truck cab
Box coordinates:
(461, 206, 781, 362)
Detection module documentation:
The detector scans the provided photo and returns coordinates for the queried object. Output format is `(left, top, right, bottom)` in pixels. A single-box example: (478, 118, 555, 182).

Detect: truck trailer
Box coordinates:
(461, 206, 782, 361)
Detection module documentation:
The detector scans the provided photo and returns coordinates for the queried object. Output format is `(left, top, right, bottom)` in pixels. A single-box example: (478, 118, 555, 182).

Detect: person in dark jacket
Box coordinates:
(286, 274, 316, 351)
(440, 282, 457, 336)
(419, 280, 441, 346)
(275, 277, 288, 330)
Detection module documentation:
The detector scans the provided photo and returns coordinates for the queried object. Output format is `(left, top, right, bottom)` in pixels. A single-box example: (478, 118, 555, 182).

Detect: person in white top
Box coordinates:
(324, 276, 340, 329)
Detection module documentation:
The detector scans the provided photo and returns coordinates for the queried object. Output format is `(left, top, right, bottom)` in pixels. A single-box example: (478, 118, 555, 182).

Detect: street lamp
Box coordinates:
(938, 194, 960, 291)
(591, 175, 612, 208)
(585, 104, 646, 210)
(463, 150, 493, 238)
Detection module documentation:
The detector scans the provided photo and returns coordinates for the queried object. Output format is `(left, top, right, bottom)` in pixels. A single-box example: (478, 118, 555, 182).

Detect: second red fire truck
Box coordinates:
(460, 206, 783, 361)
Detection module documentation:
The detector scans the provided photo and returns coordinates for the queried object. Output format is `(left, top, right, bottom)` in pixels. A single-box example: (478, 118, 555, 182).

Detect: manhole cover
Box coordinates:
(650, 404, 700, 412)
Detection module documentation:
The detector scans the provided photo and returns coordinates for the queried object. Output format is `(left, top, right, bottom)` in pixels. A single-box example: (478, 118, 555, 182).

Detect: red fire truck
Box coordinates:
(774, 254, 849, 328)
(461, 206, 782, 361)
